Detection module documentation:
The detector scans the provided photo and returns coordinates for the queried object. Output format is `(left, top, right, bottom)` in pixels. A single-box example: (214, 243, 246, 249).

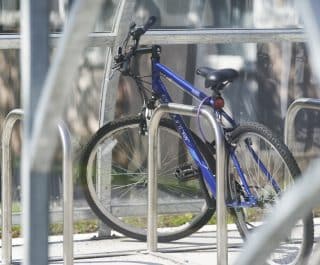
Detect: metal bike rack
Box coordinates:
(236, 158, 320, 265)
(284, 97, 320, 147)
(148, 103, 228, 265)
(2, 109, 23, 265)
(1, 109, 73, 265)
(235, 97, 320, 265)
(58, 121, 73, 265)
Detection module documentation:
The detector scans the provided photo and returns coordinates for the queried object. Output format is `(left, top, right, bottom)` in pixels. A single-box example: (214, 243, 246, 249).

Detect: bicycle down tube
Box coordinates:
(152, 59, 217, 196)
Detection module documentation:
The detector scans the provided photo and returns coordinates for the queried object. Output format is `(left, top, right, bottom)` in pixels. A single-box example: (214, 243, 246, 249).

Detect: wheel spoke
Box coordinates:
(81, 117, 213, 242)
(226, 123, 311, 264)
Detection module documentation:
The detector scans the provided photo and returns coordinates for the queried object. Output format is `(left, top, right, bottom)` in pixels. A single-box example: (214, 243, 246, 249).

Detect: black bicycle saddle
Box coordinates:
(196, 66, 238, 89)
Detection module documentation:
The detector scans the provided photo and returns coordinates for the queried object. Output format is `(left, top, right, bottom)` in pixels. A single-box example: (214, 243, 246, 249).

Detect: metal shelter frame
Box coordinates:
(0, 0, 316, 264)
(20, 0, 105, 264)
(234, 0, 320, 264)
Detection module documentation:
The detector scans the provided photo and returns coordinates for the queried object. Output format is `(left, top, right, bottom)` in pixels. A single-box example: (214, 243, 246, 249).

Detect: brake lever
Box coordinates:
(129, 22, 136, 31)
(109, 61, 122, 80)
(109, 67, 118, 80)
(110, 17, 156, 81)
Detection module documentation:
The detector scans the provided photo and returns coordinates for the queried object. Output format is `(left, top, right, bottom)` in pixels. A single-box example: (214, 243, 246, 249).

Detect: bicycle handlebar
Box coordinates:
(131, 16, 156, 41)
(142, 16, 156, 34)
(112, 16, 156, 75)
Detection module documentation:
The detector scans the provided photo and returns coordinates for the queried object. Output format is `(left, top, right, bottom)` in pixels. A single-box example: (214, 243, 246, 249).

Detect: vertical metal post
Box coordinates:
(20, 1, 105, 264)
(1, 110, 23, 265)
(58, 122, 73, 265)
(147, 103, 227, 265)
(147, 113, 159, 251)
(99, 0, 134, 124)
(97, 0, 134, 238)
(20, 0, 50, 264)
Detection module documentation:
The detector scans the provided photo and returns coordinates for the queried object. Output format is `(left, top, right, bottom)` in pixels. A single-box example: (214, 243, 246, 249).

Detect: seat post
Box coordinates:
(211, 86, 221, 97)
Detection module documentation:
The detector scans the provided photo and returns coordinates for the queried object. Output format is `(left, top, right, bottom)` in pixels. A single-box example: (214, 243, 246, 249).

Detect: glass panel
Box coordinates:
(65, 46, 108, 141)
(0, 0, 119, 33)
(50, 0, 120, 33)
(114, 41, 319, 167)
(133, 0, 302, 29)
(0, 46, 107, 207)
(0, 0, 19, 33)
(0, 0, 301, 33)
(113, 41, 320, 232)
(94, 0, 120, 32)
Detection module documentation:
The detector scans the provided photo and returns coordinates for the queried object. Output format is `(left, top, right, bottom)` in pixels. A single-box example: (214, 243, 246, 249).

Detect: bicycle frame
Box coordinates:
(152, 60, 217, 194)
(151, 55, 277, 207)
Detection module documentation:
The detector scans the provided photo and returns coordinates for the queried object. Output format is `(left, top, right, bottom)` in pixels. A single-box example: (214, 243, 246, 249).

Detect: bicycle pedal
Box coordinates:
(226, 200, 256, 208)
(175, 164, 200, 181)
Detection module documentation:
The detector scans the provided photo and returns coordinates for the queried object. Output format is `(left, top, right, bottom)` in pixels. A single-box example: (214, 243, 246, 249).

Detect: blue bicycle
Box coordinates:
(80, 17, 313, 264)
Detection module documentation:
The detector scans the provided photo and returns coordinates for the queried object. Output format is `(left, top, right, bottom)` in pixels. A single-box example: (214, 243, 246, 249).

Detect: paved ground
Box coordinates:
(4, 224, 243, 265)
(3, 220, 320, 265)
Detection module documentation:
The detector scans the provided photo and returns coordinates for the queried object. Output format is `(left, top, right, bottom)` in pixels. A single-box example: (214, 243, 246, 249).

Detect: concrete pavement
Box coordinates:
(3, 220, 320, 265)
(3, 224, 242, 265)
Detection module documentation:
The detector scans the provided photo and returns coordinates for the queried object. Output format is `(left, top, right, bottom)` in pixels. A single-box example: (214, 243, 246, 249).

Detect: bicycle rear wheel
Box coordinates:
(227, 122, 314, 265)
(79, 115, 215, 242)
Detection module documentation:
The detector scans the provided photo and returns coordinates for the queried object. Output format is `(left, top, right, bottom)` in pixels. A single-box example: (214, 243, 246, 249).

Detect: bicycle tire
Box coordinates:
(79, 115, 216, 242)
(227, 122, 314, 265)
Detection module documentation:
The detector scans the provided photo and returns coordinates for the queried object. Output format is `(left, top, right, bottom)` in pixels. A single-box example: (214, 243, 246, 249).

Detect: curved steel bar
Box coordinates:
(237, 97, 320, 265)
(1, 109, 23, 265)
(148, 103, 227, 265)
(58, 122, 73, 265)
(309, 241, 320, 265)
(236, 159, 320, 265)
(1, 110, 74, 265)
(284, 98, 320, 146)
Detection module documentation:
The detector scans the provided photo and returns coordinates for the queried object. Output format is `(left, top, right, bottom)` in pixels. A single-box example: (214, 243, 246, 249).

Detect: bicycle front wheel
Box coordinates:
(227, 122, 314, 265)
(79, 115, 215, 242)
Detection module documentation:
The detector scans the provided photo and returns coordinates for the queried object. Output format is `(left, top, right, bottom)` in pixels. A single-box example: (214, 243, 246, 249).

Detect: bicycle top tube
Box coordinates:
(154, 62, 214, 104)
(152, 59, 237, 126)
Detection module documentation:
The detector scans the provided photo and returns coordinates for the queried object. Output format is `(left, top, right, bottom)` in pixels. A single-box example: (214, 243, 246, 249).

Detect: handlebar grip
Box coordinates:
(122, 59, 130, 75)
(142, 16, 156, 33)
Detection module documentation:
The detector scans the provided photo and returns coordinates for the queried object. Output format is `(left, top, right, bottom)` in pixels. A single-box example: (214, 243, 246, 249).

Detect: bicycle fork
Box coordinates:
(226, 140, 281, 208)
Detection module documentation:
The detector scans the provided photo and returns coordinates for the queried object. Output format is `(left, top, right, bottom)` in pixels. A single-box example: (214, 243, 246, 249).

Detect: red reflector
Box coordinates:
(213, 97, 224, 109)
